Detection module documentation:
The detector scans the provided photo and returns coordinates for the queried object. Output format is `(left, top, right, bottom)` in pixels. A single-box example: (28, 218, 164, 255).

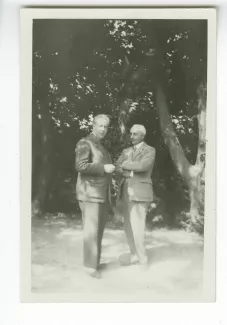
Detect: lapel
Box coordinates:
(88, 132, 101, 147)
(87, 133, 111, 161)
(133, 142, 147, 159)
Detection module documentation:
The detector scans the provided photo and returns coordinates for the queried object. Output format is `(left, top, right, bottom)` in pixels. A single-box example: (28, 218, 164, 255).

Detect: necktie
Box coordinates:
(132, 146, 137, 159)
(130, 147, 137, 178)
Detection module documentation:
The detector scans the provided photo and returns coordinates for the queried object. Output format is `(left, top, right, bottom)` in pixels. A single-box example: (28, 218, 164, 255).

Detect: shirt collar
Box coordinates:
(134, 141, 144, 150)
(92, 132, 101, 142)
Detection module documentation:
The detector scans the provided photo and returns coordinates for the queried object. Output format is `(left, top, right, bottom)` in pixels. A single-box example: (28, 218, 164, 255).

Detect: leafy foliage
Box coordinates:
(32, 19, 207, 230)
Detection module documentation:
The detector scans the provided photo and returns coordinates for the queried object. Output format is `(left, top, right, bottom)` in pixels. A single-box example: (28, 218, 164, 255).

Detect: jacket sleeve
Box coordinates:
(115, 149, 131, 178)
(75, 139, 105, 176)
(121, 147, 156, 172)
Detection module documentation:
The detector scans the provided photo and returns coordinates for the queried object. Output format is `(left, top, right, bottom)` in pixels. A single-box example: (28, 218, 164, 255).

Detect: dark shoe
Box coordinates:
(98, 263, 108, 271)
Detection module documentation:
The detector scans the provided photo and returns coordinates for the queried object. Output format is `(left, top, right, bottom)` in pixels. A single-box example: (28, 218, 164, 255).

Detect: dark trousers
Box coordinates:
(79, 201, 108, 270)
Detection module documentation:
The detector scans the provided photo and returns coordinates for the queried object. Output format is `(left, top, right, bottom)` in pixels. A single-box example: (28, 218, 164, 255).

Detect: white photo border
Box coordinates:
(20, 7, 216, 303)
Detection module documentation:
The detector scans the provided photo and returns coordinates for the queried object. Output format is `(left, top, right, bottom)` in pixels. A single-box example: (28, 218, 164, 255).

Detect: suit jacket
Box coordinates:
(115, 142, 156, 202)
(75, 133, 112, 203)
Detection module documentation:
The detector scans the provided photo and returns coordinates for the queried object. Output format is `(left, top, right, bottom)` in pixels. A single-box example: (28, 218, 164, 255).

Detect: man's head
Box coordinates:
(92, 114, 110, 140)
(130, 124, 146, 146)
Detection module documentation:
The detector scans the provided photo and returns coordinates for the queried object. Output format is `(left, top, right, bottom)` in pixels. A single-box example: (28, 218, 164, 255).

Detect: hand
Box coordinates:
(104, 164, 115, 173)
(121, 160, 130, 168)
(122, 170, 131, 178)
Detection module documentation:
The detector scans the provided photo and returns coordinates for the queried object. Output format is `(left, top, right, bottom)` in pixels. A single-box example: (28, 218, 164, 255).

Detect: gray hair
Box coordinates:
(93, 114, 110, 126)
(130, 124, 146, 136)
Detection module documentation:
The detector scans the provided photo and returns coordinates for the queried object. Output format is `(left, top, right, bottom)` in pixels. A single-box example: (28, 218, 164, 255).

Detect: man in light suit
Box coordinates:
(75, 114, 115, 279)
(115, 124, 156, 267)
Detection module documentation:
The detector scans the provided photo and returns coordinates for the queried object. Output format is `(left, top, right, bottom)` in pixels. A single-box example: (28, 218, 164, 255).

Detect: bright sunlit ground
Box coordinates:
(32, 214, 203, 301)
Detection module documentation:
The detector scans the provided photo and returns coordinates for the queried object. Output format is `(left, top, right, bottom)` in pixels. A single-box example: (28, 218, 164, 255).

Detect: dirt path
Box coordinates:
(32, 214, 204, 301)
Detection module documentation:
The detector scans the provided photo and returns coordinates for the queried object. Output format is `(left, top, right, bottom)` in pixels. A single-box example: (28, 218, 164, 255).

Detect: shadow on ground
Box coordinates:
(31, 214, 204, 301)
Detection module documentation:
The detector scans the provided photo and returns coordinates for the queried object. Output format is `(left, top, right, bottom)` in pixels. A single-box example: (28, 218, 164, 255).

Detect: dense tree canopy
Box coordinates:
(32, 19, 207, 232)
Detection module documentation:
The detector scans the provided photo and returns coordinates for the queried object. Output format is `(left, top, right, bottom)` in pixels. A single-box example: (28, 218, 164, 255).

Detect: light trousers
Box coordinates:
(120, 181, 150, 264)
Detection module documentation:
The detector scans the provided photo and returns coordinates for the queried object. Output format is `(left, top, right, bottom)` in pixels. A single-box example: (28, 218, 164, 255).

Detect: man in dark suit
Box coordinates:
(115, 124, 156, 267)
(75, 114, 115, 279)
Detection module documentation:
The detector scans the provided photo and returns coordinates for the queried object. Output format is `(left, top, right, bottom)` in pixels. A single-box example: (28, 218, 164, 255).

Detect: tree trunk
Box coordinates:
(188, 173, 201, 223)
(32, 97, 53, 217)
(188, 81, 206, 223)
(155, 84, 191, 182)
(155, 81, 206, 224)
(118, 98, 133, 143)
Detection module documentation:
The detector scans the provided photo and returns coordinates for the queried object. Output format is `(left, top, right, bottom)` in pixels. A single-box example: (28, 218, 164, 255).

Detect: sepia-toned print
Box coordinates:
(20, 8, 216, 302)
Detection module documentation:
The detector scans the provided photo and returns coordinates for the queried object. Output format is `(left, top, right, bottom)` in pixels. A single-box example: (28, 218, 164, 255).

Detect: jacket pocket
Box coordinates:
(140, 180, 153, 184)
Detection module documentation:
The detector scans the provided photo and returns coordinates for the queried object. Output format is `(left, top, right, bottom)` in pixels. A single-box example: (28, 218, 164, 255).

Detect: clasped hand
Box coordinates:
(104, 164, 115, 173)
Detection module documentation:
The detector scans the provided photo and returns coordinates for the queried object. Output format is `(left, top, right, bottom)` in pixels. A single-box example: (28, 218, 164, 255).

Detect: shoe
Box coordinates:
(120, 255, 139, 267)
(84, 267, 102, 279)
(98, 263, 108, 270)
(139, 260, 149, 271)
(90, 270, 102, 279)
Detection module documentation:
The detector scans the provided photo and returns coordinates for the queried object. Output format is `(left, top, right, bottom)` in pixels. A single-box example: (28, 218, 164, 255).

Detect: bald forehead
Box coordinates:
(130, 125, 146, 135)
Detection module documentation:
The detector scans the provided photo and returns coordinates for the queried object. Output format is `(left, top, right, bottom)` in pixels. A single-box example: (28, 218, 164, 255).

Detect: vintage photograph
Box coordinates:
(20, 8, 216, 302)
